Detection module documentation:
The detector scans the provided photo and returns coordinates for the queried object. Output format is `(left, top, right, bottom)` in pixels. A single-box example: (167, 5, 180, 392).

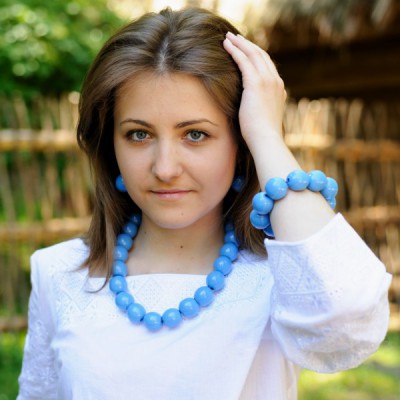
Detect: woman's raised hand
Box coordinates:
(223, 32, 287, 151)
(224, 32, 335, 241)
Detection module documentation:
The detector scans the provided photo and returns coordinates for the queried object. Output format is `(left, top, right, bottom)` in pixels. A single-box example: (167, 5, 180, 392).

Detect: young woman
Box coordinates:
(18, 7, 391, 400)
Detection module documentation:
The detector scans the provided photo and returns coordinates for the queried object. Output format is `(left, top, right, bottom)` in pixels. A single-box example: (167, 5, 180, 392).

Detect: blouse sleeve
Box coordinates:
(17, 251, 58, 400)
(266, 213, 392, 373)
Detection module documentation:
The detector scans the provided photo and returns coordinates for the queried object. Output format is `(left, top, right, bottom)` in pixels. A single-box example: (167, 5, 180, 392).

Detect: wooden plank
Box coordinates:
(0, 153, 17, 222)
(284, 137, 400, 161)
(12, 95, 30, 128)
(343, 205, 400, 228)
(65, 154, 91, 217)
(0, 217, 91, 243)
(0, 316, 27, 332)
(0, 129, 78, 151)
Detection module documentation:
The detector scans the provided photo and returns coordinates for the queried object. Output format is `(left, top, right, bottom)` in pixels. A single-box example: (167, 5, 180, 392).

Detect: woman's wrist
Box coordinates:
(248, 133, 302, 189)
(250, 169, 338, 237)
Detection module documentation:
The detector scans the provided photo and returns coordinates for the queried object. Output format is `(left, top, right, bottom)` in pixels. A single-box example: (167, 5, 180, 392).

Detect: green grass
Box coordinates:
(1, 331, 399, 399)
(0, 332, 25, 400)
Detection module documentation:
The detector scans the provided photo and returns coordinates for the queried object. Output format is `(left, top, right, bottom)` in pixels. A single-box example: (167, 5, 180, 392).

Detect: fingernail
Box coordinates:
(226, 31, 235, 37)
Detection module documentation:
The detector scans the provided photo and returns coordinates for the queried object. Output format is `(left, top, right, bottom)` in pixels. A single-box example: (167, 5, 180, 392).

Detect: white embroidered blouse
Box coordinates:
(17, 214, 391, 400)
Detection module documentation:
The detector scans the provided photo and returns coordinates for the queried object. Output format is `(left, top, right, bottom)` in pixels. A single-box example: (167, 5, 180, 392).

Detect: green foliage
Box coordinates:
(0, 0, 126, 98)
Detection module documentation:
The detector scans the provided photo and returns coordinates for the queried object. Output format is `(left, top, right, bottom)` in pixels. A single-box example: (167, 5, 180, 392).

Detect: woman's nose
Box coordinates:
(151, 140, 183, 182)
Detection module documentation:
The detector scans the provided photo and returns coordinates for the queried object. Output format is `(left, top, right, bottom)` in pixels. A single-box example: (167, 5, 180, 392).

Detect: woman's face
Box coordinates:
(113, 71, 237, 231)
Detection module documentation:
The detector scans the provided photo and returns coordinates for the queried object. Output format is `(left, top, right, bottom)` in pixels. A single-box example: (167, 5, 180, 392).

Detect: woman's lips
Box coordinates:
(151, 190, 191, 200)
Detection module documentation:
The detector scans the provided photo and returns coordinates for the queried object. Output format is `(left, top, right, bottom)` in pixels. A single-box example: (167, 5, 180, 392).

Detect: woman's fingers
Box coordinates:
(224, 32, 286, 103)
(236, 34, 279, 79)
(225, 32, 282, 83)
(224, 34, 268, 83)
(223, 32, 287, 143)
(223, 34, 258, 82)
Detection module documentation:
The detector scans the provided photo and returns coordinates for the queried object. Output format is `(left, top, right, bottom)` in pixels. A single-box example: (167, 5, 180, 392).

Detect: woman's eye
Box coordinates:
(128, 130, 149, 141)
(186, 130, 207, 142)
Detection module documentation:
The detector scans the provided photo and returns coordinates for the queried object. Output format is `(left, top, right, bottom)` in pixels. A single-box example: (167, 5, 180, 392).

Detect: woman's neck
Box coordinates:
(126, 216, 225, 276)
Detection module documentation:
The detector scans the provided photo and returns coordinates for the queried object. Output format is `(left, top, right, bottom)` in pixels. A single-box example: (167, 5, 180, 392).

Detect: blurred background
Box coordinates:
(0, 0, 399, 398)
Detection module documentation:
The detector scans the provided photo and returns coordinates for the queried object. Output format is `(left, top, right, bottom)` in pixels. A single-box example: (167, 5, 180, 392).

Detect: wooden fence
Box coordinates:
(0, 93, 92, 330)
(0, 94, 399, 331)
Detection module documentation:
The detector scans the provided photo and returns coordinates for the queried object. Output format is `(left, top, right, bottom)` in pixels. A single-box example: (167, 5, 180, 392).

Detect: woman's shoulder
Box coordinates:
(28, 238, 94, 329)
(30, 237, 89, 277)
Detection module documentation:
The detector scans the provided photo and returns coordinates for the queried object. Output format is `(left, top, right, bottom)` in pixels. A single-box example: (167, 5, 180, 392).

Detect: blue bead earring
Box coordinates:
(115, 175, 127, 192)
(231, 176, 245, 193)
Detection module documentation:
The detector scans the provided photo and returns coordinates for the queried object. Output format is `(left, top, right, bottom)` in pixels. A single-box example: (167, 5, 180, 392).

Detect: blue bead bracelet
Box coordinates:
(250, 170, 338, 237)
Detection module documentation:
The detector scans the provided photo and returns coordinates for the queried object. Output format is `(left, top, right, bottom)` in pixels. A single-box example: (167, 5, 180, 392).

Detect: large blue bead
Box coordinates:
(109, 276, 127, 294)
(123, 222, 138, 238)
(115, 175, 127, 192)
(252, 192, 274, 215)
(143, 312, 163, 331)
(116, 233, 133, 250)
(115, 291, 134, 311)
(207, 271, 225, 291)
(179, 298, 200, 318)
(220, 242, 238, 261)
(114, 245, 128, 262)
(263, 224, 275, 237)
(162, 308, 182, 328)
(286, 170, 310, 191)
(308, 170, 327, 192)
(320, 177, 338, 200)
(112, 260, 127, 277)
(250, 210, 270, 229)
(224, 230, 239, 246)
(127, 303, 146, 323)
(328, 197, 337, 209)
(130, 214, 142, 225)
(265, 177, 288, 200)
(213, 256, 233, 276)
(232, 176, 245, 192)
(194, 286, 214, 307)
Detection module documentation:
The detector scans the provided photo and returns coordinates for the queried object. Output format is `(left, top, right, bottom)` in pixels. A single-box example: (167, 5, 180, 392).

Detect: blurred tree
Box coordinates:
(0, 0, 125, 98)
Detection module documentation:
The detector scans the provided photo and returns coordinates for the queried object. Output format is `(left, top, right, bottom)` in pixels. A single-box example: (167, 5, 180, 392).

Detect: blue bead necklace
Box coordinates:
(109, 215, 239, 332)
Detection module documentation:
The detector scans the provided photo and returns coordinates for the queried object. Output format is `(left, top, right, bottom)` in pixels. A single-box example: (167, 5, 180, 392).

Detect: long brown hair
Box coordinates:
(77, 7, 265, 278)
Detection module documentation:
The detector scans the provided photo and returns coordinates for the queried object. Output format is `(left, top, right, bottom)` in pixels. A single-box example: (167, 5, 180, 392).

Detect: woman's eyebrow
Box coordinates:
(119, 118, 219, 128)
(175, 119, 218, 128)
(119, 118, 153, 128)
